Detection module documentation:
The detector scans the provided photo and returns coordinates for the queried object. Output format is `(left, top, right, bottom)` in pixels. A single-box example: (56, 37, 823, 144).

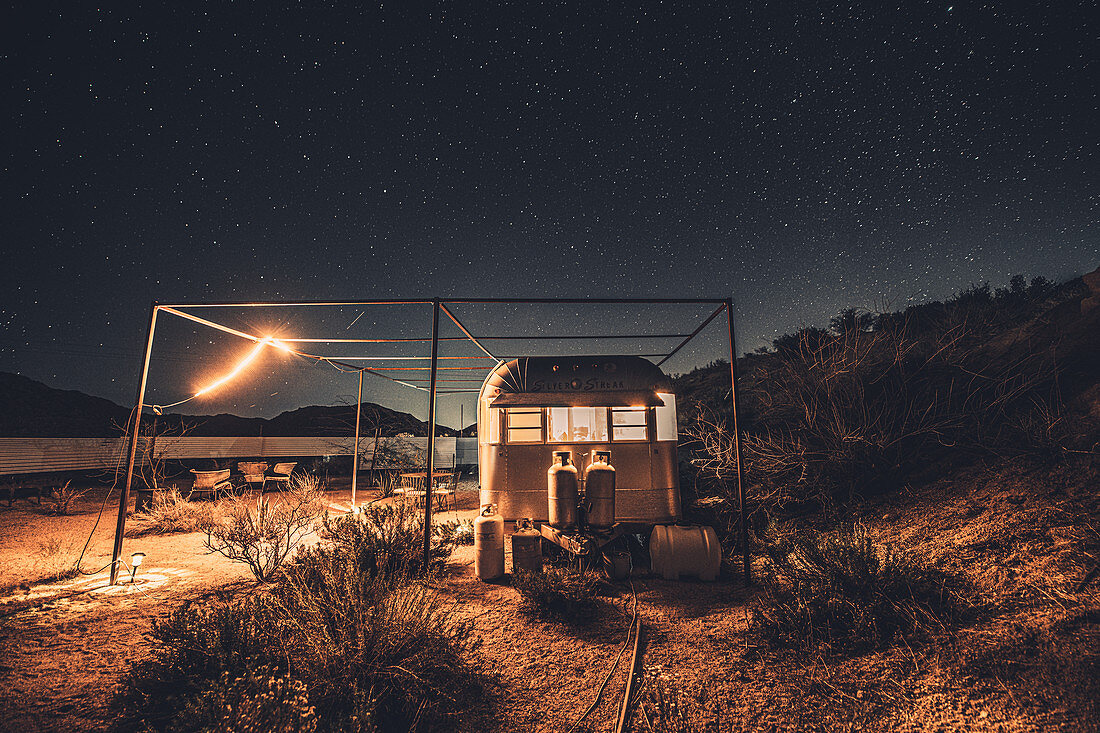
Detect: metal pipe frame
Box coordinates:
(725, 299, 751, 585)
(111, 296, 749, 585)
(351, 369, 363, 508)
(110, 302, 160, 585)
(422, 301, 441, 567)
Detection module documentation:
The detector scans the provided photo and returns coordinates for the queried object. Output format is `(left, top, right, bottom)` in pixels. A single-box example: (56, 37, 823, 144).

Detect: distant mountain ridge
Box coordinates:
(0, 372, 453, 437)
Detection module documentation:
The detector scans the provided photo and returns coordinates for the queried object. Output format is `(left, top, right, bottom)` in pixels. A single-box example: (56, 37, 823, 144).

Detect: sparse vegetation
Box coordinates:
(119, 495, 479, 732)
(637, 673, 716, 733)
(46, 480, 92, 515)
(681, 274, 1085, 523)
(126, 487, 222, 537)
(444, 517, 475, 545)
(512, 567, 601, 621)
(750, 522, 977, 655)
(306, 501, 458, 583)
(203, 475, 327, 582)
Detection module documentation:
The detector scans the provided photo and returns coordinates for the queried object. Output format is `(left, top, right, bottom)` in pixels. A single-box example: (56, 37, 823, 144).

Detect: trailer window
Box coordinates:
(655, 393, 677, 441)
(506, 408, 543, 443)
(611, 407, 648, 441)
(548, 406, 609, 443)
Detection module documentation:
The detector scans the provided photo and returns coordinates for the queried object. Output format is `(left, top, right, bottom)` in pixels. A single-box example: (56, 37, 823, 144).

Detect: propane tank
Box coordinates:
(511, 518, 543, 573)
(547, 451, 579, 530)
(584, 450, 616, 529)
(474, 504, 505, 581)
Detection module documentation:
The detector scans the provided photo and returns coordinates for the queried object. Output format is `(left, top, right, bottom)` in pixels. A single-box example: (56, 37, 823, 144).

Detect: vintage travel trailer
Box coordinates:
(477, 356, 682, 528)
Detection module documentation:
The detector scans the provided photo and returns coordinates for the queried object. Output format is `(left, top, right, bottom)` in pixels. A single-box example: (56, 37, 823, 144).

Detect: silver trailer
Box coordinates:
(477, 356, 681, 527)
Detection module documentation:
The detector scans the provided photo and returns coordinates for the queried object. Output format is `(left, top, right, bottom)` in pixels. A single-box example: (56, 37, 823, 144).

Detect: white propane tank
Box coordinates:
(547, 451, 579, 529)
(584, 450, 616, 529)
(475, 504, 505, 581)
(649, 524, 722, 582)
(511, 518, 543, 573)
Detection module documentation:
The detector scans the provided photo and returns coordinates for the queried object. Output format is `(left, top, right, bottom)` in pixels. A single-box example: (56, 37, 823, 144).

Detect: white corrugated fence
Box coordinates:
(0, 436, 479, 476)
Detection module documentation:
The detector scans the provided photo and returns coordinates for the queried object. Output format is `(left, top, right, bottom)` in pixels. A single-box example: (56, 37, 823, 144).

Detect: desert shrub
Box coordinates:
(168, 666, 317, 733)
(47, 480, 92, 515)
(126, 488, 221, 537)
(439, 517, 475, 545)
(684, 293, 1069, 514)
(308, 501, 457, 582)
(121, 504, 479, 732)
(455, 517, 475, 545)
(274, 552, 478, 730)
(204, 476, 327, 582)
(513, 567, 600, 620)
(749, 522, 975, 655)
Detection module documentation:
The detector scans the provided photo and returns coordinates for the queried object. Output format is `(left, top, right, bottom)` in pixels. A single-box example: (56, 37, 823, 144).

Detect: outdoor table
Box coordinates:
(397, 472, 454, 509)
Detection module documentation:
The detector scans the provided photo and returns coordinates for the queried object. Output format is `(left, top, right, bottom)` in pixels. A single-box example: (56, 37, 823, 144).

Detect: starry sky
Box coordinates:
(2, 2, 1096, 429)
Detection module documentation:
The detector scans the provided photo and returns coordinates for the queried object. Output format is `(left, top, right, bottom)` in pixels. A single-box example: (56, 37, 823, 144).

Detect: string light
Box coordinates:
(154, 336, 290, 411)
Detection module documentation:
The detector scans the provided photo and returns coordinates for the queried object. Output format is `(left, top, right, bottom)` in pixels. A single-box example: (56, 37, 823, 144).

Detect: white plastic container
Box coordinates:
(649, 524, 721, 582)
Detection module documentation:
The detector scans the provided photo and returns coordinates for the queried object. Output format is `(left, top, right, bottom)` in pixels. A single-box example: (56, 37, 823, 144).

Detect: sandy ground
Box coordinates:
(1, 464, 1097, 732)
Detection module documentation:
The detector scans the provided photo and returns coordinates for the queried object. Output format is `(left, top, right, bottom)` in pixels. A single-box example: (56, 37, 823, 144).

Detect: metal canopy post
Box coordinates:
(725, 299, 750, 585)
(351, 368, 363, 508)
(423, 300, 441, 567)
(110, 302, 159, 585)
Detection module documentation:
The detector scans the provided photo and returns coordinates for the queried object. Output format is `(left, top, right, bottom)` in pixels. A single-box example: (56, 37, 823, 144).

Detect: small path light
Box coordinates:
(130, 552, 146, 583)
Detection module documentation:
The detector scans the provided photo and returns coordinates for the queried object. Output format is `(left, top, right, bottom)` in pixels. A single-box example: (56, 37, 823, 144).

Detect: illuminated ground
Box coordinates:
(1, 464, 1097, 731)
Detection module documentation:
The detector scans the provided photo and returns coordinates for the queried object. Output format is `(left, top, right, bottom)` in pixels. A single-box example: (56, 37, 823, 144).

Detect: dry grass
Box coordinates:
(125, 487, 222, 537)
(750, 522, 978, 655)
(512, 567, 601, 621)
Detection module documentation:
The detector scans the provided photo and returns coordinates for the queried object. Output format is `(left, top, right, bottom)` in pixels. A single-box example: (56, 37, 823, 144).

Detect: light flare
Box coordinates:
(193, 337, 285, 397)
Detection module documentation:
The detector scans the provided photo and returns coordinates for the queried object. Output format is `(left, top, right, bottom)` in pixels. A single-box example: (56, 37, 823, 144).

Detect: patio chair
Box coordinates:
(237, 461, 269, 492)
(394, 473, 427, 507)
(432, 469, 460, 512)
(266, 462, 297, 490)
(189, 469, 233, 501)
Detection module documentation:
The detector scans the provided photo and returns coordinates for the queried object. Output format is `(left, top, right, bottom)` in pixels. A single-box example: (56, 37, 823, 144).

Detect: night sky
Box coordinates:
(3, 2, 1095, 429)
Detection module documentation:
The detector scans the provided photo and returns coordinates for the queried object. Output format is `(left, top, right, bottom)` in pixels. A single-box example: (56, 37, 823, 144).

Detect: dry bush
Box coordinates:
(169, 666, 317, 733)
(126, 487, 222, 537)
(305, 501, 458, 584)
(32, 532, 83, 583)
(120, 505, 480, 732)
(442, 517, 475, 545)
(683, 302, 1067, 514)
(274, 552, 478, 730)
(750, 522, 977, 655)
(637, 673, 718, 733)
(512, 567, 601, 621)
(47, 480, 93, 515)
(204, 475, 327, 582)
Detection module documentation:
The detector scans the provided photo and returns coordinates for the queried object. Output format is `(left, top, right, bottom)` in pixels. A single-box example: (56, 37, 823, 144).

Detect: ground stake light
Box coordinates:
(130, 552, 145, 583)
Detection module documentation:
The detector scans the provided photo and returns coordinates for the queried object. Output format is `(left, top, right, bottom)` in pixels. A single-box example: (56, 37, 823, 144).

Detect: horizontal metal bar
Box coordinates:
(440, 298, 727, 304)
(158, 300, 435, 308)
(359, 366, 490, 371)
(160, 298, 727, 308)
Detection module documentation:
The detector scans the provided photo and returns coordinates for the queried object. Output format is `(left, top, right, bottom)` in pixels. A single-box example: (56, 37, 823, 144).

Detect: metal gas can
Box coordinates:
(511, 518, 543, 573)
(474, 503, 505, 581)
(547, 451, 579, 529)
(584, 450, 616, 529)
